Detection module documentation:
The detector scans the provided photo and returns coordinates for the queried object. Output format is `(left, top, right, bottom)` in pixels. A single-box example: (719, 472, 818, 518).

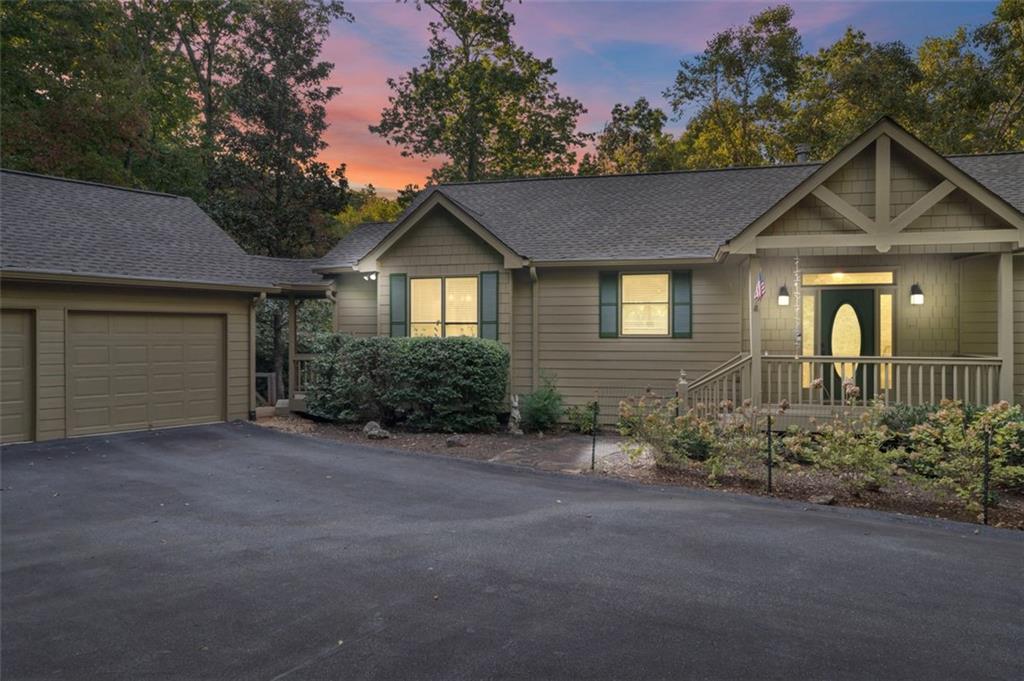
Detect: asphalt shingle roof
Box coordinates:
(319, 151, 1022, 267)
(0, 170, 327, 288)
(948, 152, 1024, 214)
(316, 221, 396, 269)
(4, 151, 1021, 286)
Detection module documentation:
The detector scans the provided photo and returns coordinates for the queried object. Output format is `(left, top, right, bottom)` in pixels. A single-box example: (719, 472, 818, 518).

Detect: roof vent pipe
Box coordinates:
(795, 143, 812, 163)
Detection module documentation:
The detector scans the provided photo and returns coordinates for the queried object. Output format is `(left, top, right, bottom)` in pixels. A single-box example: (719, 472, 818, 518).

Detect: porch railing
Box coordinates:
(762, 355, 1002, 408)
(292, 354, 317, 395)
(682, 353, 751, 408)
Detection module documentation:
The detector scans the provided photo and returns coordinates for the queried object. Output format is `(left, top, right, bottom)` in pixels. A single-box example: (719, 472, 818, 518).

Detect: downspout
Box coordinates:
(530, 266, 539, 391)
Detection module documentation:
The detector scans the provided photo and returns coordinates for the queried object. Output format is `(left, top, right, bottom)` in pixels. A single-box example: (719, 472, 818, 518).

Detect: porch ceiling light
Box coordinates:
(363, 272, 378, 282)
(910, 283, 924, 306)
(778, 285, 790, 306)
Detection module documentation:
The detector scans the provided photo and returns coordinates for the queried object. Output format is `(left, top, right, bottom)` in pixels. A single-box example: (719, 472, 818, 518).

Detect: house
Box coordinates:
(312, 118, 1024, 425)
(1, 117, 1022, 443)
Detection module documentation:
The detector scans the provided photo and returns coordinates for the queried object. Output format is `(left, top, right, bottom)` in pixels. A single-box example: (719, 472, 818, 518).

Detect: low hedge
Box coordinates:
(305, 334, 509, 432)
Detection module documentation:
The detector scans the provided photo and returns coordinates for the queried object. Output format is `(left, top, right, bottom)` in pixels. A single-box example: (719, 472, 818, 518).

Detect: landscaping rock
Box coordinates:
(363, 421, 391, 440)
(808, 494, 836, 506)
(446, 434, 468, 448)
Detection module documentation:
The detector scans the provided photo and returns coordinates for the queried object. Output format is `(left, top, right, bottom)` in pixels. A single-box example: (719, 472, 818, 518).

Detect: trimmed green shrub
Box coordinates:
(520, 373, 563, 433)
(306, 334, 509, 432)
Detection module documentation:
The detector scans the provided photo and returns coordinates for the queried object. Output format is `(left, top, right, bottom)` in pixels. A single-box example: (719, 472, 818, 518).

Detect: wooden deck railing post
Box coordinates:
(997, 253, 1014, 403)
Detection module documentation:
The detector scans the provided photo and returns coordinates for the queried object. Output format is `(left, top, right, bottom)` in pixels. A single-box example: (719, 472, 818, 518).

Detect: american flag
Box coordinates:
(754, 271, 766, 302)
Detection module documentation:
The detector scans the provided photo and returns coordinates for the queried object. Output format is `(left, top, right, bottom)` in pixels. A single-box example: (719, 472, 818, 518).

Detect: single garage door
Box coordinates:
(68, 312, 226, 437)
(1, 309, 35, 444)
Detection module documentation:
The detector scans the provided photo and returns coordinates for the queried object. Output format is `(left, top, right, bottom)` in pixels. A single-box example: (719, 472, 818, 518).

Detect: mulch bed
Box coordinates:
(258, 416, 1023, 530)
(256, 415, 592, 466)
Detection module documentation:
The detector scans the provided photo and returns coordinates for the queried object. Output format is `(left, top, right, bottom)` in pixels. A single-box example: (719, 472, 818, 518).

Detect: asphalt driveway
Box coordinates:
(2, 423, 1022, 680)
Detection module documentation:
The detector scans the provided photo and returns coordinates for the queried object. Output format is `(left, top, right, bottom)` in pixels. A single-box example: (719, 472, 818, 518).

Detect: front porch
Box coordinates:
(683, 249, 1016, 427)
(253, 292, 331, 417)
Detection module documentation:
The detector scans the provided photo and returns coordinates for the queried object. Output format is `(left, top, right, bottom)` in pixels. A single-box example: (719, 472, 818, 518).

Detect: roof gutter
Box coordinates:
(0, 269, 279, 294)
(527, 256, 718, 268)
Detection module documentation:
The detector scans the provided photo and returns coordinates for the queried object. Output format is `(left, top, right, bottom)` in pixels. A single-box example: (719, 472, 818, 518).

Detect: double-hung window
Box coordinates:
(410, 276, 479, 337)
(600, 271, 692, 338)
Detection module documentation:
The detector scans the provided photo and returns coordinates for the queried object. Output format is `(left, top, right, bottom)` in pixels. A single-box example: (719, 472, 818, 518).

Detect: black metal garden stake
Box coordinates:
(766, 414, 773, 495)
(982, 428, 992, 526)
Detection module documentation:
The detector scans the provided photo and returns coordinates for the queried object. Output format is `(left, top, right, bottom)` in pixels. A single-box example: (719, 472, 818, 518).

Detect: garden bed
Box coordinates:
(259, 414, 1024, 529)
(257, 415, 612, 471)
(596, 447, 1024, 529)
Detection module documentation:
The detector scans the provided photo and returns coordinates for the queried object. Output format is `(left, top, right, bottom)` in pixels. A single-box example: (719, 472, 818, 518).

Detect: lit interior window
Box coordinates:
(802, 271, 894, 286)
(879, 293, 893, 389)
(410, 277, 478, 337)
(444, 277, 478, 337)
(831, 303, 862, 380)
(411, 278, 442, 337)
(802, 294, 815, 387)
(621, 274, 669, 336)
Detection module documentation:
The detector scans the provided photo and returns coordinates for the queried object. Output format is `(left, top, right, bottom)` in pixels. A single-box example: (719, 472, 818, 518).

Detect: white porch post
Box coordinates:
(287, 295, 298, 400)
(997, 253, 1014, 403)
(748, 256, 762, 406)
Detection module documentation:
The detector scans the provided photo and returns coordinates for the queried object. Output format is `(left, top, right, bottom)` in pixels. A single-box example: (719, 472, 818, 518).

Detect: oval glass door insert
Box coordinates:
(831, 303, 862, 380)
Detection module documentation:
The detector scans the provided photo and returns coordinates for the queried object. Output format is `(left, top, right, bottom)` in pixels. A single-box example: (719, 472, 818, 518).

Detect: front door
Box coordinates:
(820, 289, 875, 401)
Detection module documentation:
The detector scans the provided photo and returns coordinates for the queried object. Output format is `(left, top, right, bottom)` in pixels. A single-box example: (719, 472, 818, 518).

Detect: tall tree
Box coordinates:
(785, 28, 923, 158)
(971, 0, 1024, 150)
(0, 0, 197, 190)
(206, 0, 351, 257)
(913, 28, 1002, 153)
(371, 0, 590, 182)
(161, 0, 244, 188)
(578, 98, 679, 175)
(333, 185, 403, 236)
(664, 4, 801, 166)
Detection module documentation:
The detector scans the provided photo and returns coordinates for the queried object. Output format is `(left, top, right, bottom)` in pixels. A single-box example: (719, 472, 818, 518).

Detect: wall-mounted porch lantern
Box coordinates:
(910, 283, 924, 306)
(362, 272, 378, 282)
(778, 285, 790, 306)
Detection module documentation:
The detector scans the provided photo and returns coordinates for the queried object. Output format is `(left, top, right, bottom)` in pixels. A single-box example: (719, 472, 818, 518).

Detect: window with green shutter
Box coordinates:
(598, 270, 692, 338)
(671, 270, 692, 338)
(479, 271, 498, 340)
(389, 273, 408, 336)
(599, 272, 619, 337)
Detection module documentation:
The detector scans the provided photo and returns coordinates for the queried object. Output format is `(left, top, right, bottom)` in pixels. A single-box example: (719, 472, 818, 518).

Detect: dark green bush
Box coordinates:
(306, 334, 509, 432)
(521, 374, 563, 432)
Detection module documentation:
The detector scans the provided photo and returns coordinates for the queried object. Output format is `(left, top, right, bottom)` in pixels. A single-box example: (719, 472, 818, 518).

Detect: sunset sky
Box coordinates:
(321, 1, 999, 193)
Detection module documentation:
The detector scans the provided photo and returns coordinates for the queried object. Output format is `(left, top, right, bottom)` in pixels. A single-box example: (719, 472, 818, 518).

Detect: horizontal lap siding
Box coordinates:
(0, 281, 252, 441)
(334, 272, 377, 336)
(511, 269, 533, 395)
(534, 266, 741, 423)
(1015, 255, 1024, 406)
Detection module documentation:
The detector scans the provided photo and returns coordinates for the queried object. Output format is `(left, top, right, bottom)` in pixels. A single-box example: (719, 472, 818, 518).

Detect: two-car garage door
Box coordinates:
(1, 310, 226, 442)
(67, 312, 226, 437)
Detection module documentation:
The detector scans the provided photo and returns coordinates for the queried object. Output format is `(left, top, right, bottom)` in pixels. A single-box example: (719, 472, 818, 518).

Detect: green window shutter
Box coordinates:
(599, 272, 619, 338)
(389, 273, 408, 336)
(479, 271, 499, 340)
(672, 270, 692, 338)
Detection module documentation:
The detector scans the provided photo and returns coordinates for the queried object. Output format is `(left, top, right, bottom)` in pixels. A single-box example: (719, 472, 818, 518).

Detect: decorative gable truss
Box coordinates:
(726, 118, 1024, 255)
